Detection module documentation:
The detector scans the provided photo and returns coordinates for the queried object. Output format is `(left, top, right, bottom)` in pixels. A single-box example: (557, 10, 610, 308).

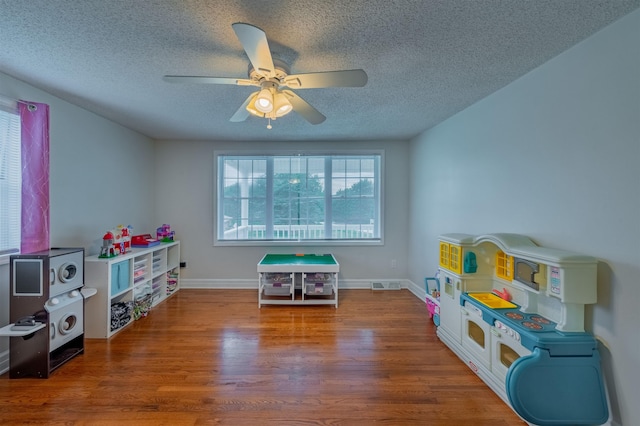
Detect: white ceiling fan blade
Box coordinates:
(163, 76, 256, 86)
(282, 90, 326, 125)
(230, 92, 258, 122)
(284, 69, 368, 89)
(232, 23, 275, 78)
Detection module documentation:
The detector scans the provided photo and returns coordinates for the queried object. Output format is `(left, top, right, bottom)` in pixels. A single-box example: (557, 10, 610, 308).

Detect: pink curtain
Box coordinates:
(19, 101, 50, 254)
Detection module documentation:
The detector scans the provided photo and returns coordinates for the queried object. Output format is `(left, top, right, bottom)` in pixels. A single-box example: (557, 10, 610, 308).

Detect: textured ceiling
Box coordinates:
(1, 1, 638, 141)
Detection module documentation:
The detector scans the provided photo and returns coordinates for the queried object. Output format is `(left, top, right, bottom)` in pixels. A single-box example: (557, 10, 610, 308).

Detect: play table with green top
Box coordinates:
(257, 254, 339, 307)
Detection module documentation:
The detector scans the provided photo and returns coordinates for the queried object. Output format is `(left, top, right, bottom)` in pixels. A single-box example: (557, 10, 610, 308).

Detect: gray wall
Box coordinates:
(407, 9, 640, 425)
(153, 139, 410, 284)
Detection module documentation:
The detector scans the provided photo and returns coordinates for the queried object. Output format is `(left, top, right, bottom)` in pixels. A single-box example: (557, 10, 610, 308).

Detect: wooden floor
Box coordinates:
(0, 289, 525, 425)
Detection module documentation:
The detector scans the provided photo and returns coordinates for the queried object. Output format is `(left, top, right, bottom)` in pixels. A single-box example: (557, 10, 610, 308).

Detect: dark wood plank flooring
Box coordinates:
(0, 289, 525, 425)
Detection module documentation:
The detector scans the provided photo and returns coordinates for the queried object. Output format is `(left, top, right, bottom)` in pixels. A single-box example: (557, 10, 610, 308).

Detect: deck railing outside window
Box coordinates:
(224, 224, 375, 240)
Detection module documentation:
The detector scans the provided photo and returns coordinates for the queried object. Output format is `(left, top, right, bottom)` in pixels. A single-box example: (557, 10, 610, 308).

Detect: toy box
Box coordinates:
(131, 234, 160, 248)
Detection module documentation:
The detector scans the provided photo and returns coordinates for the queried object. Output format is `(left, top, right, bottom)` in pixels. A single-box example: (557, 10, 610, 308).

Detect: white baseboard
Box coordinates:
(405, 279, 426, 301)
(180, 278, 257, 289)
(181, 278, 425, 295)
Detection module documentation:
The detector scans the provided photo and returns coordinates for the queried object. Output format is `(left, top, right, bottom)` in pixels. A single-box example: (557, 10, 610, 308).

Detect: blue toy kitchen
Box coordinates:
(435, 233, 608, 426)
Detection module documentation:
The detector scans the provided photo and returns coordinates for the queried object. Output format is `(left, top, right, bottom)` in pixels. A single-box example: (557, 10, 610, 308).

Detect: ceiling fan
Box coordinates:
(163, 23, 368, 128)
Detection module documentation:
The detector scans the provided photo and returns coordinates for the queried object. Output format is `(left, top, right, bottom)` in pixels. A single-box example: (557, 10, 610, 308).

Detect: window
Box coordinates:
(216, 152, 382, 244)
(0, 101, 21, 257)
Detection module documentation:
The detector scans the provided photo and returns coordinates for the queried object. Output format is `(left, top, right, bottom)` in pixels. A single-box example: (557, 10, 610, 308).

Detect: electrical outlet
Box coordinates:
(391, 259, 397, 269)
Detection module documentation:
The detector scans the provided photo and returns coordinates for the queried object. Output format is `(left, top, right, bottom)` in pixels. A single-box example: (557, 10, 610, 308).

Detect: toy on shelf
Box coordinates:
(99, 232, 118, 258)
(98, 224, 133, 257)
(131, 234, 160, 248)
(117, 224, 132, 253)
(156, 224, 175, 242)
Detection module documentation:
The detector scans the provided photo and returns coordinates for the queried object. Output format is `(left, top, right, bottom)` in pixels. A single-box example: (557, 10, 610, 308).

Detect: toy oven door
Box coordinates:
(490, 327, 531, 382)
(460, 300, 491, 369)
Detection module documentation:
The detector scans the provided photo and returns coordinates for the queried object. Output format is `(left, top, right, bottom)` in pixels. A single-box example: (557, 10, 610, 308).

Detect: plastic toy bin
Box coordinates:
(305, 282, 333, 296)
(264, 282, 292, 296)
(303, 273, 333, 296)
(262, 273, 292, 296)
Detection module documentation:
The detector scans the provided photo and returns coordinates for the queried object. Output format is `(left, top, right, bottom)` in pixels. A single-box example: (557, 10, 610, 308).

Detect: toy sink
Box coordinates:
(468, 292, 517, 309)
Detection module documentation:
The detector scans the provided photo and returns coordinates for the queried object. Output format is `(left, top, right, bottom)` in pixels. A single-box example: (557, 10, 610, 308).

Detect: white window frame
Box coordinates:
(214, 150, 384, 246)
(0, 99, 21, 262)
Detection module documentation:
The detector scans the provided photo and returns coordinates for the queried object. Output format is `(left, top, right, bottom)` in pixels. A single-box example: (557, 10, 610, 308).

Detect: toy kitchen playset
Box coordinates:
(435, 233, 608, 426)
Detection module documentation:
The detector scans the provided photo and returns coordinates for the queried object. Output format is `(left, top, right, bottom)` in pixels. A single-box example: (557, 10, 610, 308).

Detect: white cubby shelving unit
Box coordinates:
(84, 241, 180, 338)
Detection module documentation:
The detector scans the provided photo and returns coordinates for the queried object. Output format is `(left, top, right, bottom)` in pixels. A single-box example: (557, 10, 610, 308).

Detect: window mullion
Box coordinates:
(324, 157, 332, 239)
(265, 157, 274, 239)
(373, 155, 380, 237)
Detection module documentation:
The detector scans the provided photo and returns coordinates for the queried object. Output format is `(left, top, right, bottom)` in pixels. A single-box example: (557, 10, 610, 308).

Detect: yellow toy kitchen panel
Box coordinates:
(495, 251, 513, 281)
(439, 241, 450, 269)
(439, 241, 463, 274)
(449, 244, 463, 274)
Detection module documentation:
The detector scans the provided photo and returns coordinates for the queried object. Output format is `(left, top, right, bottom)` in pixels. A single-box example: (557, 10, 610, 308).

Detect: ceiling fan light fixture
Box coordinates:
(274, 92, 293, 117)
(255, 88, 273, 113)
(246, 94, 265, 117)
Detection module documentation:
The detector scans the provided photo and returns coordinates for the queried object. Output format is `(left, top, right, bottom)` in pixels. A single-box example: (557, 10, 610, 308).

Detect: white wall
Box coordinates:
(153, 139, 410, 285)
(0, 71, 156, 372)
(408, 9, 640, 425)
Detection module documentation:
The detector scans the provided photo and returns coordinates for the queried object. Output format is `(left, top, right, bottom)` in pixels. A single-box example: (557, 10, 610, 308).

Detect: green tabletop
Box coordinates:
(259, 253, 337, 265)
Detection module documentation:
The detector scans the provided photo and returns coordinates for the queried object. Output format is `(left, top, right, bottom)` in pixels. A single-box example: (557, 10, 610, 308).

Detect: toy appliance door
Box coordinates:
(506, 347, 609, 425)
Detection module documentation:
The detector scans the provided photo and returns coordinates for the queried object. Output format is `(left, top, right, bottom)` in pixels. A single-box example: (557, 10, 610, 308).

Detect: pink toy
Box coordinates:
(156, 224, 175, 242)
(492, 287, 512, 301)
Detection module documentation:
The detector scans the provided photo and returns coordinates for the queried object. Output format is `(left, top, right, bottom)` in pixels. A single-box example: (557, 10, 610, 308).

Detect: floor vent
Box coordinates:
(371, 281, 402, 290)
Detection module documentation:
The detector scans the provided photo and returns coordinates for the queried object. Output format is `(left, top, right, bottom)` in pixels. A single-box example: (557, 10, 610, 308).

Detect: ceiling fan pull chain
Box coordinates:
(267, 118, 272, 130)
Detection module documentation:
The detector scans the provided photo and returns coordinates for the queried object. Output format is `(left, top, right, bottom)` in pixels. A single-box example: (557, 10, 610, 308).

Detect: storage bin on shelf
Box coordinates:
(152, 250, 164, 275)
(110, 260, 130, 296)
(262, 273, 292, 296)
(166, 270, 178, 295)
(133, 284, 152, 320)
(110, 300, 133, 331)
(133, 257, 148, 285)
(133, 293, 152, 320)
(304, 272, 333, 296)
